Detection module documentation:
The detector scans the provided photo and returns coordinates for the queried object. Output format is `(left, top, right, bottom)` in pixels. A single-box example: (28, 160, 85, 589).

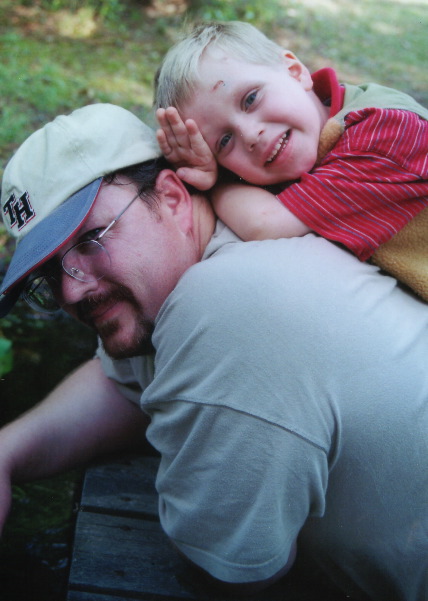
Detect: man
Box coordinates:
(0, 104, 427, 601)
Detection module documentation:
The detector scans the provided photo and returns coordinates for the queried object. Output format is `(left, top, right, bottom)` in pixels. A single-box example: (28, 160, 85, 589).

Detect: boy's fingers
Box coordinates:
(157, 109, 215, 181)
(170, 122, 192, 149)
(164, 106, 181, 122)
(157, 108, 186, 149)
(156, 129, 172, 155)
(185, 120, 207, 146)
(164, 108, 188, 136)
(177, 167, 215, 191)
(156, 108, 171, 130)
(184, 118, 203, 136)
(185, 120, 214, 159)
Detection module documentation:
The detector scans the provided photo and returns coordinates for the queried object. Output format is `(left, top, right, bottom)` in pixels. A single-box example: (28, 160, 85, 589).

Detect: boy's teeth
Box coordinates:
(267, 131, 289, 163)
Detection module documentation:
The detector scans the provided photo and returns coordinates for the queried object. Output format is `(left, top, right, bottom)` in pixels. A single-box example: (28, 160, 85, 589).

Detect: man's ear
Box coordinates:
(282, 51, 313, 91)
(155, 169, 193, 232)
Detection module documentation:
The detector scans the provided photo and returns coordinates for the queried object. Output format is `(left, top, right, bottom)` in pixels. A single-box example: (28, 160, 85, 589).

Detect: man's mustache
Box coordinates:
(74, 287, 136, 326)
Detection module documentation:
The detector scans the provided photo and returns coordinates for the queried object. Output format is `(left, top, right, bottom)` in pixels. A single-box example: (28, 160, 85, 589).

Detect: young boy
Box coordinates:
(155, 21, 428, 301)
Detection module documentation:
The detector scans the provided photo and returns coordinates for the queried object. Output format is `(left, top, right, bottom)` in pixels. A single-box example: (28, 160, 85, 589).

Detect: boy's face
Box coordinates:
(180, 50, 329, 185)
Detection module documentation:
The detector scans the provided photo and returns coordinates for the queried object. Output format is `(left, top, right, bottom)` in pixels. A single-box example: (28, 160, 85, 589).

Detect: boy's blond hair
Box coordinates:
(154, 21, 286, 111)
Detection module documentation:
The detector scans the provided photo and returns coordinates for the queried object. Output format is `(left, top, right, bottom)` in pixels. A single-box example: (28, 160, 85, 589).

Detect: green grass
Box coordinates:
(272, 0, 428, 102)
(0, 0, 426, 169)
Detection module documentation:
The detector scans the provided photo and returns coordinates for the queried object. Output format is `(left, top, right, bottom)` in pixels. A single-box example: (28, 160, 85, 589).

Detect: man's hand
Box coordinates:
(156, 107, 218, 191)
(0, 471, 12, 537)
(0, 358, 149, 536)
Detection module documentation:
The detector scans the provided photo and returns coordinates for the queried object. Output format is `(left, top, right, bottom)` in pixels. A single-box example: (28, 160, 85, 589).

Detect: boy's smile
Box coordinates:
(180, 50, 329, 185)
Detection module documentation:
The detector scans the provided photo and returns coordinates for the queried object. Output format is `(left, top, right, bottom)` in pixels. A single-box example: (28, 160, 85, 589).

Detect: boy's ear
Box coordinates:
(155, 169, 193, 231)
(282, 51, 313, 91)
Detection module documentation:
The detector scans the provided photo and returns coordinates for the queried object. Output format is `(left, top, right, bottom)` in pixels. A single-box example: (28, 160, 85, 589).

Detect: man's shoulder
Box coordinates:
(157, 235, 321, 334)
(183, 233, 312, 293)
(169, 233, 370, 319)
(170, 231, 427, 332)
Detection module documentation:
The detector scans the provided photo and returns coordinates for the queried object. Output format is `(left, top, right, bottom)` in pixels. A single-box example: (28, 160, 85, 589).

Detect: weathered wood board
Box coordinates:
(67, 454, 350, 601)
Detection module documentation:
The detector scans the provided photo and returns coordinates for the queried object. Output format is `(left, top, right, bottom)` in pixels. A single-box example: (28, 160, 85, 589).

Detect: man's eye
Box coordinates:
(81, 228, 104, 242)
(219, 133, 232, 150)
(244, 91, 257, 110)
(40, 258, 61, 280)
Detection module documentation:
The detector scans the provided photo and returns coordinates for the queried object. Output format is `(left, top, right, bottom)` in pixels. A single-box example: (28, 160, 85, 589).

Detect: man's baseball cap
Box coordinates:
(0, 103, 161, 317)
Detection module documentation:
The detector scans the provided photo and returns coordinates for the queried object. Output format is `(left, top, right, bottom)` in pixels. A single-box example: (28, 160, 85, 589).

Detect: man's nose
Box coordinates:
(59, 272, 100, 306)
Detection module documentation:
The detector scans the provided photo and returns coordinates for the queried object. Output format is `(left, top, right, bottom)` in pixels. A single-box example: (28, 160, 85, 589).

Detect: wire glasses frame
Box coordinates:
(22, 191, 141, 314)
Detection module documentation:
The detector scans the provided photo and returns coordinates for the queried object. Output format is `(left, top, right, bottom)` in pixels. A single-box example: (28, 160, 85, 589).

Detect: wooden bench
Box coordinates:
(67, 454, 350, 601)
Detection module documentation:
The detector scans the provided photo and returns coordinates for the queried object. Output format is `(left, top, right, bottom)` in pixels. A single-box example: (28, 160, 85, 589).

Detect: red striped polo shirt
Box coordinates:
(277, 77, 428, 260)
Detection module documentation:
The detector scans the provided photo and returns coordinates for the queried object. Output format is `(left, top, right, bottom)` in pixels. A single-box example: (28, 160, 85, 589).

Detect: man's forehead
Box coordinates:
(90, 179, 131, 213)
(67, 182, 115, 235)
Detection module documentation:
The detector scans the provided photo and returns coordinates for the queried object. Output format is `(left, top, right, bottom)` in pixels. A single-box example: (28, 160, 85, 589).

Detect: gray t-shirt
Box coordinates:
(97, 223, 428, 601)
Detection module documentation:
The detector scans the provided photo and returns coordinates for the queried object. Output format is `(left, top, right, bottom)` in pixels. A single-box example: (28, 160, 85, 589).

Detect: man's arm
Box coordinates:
(0, 357, 148, 534)
(178, 540, 297, 596)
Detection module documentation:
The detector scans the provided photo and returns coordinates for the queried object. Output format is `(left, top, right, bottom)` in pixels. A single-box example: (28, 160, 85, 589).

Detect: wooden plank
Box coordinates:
(79, 454, 159, 518)
(68, 510, 218, 600)
(67, 592, 147, 601)
(68, 455, 351, 601)
(67, 509, 343, 601)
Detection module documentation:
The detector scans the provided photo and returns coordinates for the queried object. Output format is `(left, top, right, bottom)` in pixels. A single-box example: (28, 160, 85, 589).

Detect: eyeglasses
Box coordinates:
(22, 192, 141, 314)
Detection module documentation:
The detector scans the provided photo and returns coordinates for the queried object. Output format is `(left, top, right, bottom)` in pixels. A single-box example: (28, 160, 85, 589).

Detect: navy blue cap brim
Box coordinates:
(0, 280, 25, 318)
(0, 178, 102, 317)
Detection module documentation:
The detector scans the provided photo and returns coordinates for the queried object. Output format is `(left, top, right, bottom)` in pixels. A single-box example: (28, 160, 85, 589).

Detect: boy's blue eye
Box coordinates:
(219, 133, 232, 149)
(244, 91, 257, 110)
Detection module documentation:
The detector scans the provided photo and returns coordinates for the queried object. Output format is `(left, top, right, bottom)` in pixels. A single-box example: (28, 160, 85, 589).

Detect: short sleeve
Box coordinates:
(140, 235, 347, 582)
(96, 342, 155, 405)
(146, 400, 328, 583)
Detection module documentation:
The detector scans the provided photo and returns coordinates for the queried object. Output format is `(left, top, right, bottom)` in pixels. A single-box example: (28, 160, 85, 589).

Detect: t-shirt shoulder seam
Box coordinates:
(143, 396, 329, 454)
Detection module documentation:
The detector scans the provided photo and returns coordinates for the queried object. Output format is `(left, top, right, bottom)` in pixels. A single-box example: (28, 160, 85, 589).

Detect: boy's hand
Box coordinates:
(156, 107, 218, 191)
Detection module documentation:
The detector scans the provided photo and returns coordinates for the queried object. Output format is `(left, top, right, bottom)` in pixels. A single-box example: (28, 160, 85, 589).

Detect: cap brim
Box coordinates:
(0, 177, 102, 316)
(0, 280, 25, 318)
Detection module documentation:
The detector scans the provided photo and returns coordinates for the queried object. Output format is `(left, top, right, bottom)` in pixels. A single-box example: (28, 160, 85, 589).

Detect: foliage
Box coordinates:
(0, 305, 96, 600)
(0, 336, 13, 376)
(19, 0, 125, 22)
(0, 471, 80, 601)
(187, 0, 282, 23)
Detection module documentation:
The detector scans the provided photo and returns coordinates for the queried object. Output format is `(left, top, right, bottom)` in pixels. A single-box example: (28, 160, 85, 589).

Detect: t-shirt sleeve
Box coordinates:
(95, 341, 155, 405)
(140, 239, 336, 583)
(147, 400, 328, 584)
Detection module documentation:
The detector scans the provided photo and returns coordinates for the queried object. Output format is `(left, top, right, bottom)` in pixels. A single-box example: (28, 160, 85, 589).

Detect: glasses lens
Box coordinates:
(62, 241, 111, 282)
(22, 276, 61, 314)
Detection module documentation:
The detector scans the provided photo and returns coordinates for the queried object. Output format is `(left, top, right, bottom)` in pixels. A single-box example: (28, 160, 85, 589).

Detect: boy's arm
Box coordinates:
(156, 107, 217, 190)
(211, 183, 311, 241)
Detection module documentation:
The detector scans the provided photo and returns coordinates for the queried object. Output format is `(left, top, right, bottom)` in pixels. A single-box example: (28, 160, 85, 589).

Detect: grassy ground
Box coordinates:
(0, 0, 427, 599)
(0, 0, 427, 169)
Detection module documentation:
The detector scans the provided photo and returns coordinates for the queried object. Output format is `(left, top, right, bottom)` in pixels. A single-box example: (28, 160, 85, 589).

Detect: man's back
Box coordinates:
(101, 228, 428, 600)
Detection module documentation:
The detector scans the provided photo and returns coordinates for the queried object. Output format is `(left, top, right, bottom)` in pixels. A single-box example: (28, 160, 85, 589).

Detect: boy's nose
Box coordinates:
(240, 124, 263, 151)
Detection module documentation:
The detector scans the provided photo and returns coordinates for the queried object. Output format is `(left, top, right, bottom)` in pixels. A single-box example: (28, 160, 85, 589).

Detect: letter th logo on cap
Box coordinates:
(3, 192, 36, 230)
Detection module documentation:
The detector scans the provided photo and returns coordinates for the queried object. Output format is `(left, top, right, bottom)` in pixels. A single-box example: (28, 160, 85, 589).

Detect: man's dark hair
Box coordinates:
(104, 156, 172, 211)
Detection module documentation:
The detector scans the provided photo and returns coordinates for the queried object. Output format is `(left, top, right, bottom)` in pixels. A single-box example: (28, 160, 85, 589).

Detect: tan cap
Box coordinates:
(0, 103, 161, 315)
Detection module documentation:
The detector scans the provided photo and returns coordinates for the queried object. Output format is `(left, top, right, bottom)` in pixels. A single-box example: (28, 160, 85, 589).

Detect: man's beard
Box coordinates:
(75, 286, 156, 359)
(98, 315, 155, 359)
